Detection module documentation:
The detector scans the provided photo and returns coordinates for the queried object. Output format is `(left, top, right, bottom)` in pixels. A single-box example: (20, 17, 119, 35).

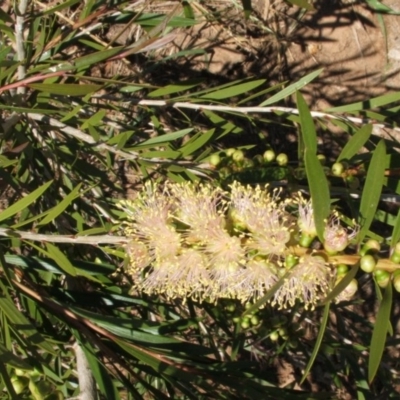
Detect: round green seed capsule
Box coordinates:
(270, 331, 279, 341)
(225, 303, 236, 313)
(360, 255, 376, 273)
(232, 150, 245, 163)
(226, 148, 236, 157)
(250, 315, 260, 326)
(241, 319, 250, 329)
(391, 242, 400, 263)
(263, 149, 276, 163)
(336, 264, 349, 277)
(276, 153, 288, 166)
(299, 233, 315, 248)
(393, 273, 400, 293)
(209, 154, 221, 167)
(285, 254, 298, 269)
(331, 162, 344, 177)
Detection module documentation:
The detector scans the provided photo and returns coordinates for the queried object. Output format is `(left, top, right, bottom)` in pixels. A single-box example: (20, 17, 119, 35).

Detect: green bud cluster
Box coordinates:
(207, 147, 289, 180)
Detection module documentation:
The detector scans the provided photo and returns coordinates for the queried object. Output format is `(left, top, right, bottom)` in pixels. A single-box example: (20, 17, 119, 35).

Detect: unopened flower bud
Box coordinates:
(360, 254, 376, 273)
(285, 254, 298, 269)
(390, 242, 400, 263)
(336, 264, 349, 278)
(232, 149, 245, 164)
(270, 331, 279, 341)
(393, 272, 400, 293)
(226, 148, 236, 157)
(331, 162, 344, 176)
(374, 269, 391, 288)
(209, 153, 221, 167)
(360, 239, 381, 257)
(276, 153, 288, 166)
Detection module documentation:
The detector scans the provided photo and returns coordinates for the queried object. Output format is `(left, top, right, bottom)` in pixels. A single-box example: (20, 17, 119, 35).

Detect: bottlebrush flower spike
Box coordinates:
(118, 181, 343, 308)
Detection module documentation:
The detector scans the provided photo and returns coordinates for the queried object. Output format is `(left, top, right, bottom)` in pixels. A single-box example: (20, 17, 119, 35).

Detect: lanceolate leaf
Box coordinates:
(368, 283, 392, 383)
(337, 124, 372, 162)
(28, 83, 102, 96)
(297, 91, 317, 154)
(305, 149, 331, 242)
(45, 243, 77, 276)
(0, 180, 53, 223)
(199, 80, 266, 100)
(390, 208, 400, 248)
(327, 91, 400, 113)
(38, 183, 83, 226)
(260, 68, 323, 106)
(358, 140, 386, 242)
(300, 302, 331, 384)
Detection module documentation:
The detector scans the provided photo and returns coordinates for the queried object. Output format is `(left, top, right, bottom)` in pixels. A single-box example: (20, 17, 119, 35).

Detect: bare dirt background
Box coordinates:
(105, 0, 400, 109)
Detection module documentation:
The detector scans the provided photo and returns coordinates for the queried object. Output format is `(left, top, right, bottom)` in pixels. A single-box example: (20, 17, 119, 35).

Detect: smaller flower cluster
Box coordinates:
(118, 182, 356, 309)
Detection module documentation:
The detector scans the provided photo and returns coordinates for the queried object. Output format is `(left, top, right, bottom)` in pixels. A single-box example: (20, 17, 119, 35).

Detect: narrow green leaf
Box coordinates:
(38, 184, 82, 226)
(300, 302, 331, 384)
(133, 14, 198, 28)
(180, 129, 215, 157)
(200, 80, 266, 100)
(136, 128, 193, 147)
(0, 180, 53, 223)
(337, 124, 372, 162)
(140, 149, 181, 159)
(260, 68, 323, 106)
(241, 274, 289, 316)
(297, 91, 317, 154)
(28, 83, 102, 96)
(365, 0, 400, 14)
(39, 0, 81, 14)
(149, 82, 201, 98)
(81, 109, 107, 129)
(240, 0, 252, 18)
(327, 92, 400, 113)
(286, 0, 315, 10)
(0, 296, 56, 355)
(368, 283, 392, 383)
(182, 1, 195, 19)
(390, 207, 400, 248)
(74, 47, 123, 70)
(45, 243, 77, 276)
(305, 151, 330, 242)
(358, 140, 386, 242)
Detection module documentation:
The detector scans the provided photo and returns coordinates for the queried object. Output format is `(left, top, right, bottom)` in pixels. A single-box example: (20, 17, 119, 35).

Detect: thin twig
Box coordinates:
(0, 227, 130, 244)
(25, 113, 211, 176)
(91, 96, 400, 134)
(15, 0, 29, 95)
